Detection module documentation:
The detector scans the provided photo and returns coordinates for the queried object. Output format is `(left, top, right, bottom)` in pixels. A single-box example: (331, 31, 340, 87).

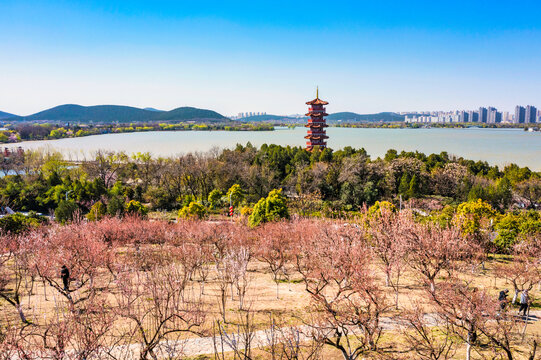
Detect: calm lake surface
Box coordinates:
(13, 127, 541, 170)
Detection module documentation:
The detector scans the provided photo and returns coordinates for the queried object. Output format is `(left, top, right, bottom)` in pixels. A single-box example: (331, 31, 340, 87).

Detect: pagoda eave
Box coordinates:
(306, 99, 329, 105)
(304, 135, 329, 140)
(304, 124, 328, 128)
(305, 112, 329, 117)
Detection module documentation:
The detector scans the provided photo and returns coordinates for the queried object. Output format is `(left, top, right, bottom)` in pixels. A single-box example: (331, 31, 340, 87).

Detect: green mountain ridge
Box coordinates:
(0, 110, 19, 120)
(9, 104, 227, 123)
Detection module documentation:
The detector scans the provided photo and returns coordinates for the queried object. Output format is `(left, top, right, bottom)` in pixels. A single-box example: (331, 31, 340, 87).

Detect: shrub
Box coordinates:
(240, 205, 253, 217)
(226, 184, 245, 207)
(368, 201, 397, 217)
(125, 200, 149, 216)
(178, 201, 207, 219)
(0, 213, 44, 234)
(107, 196, 125, 217)
(248, 189, 289, 227)
(86, 201, 106, 221)
(208, 189, 224, 209)
(55, 200, 78, 223)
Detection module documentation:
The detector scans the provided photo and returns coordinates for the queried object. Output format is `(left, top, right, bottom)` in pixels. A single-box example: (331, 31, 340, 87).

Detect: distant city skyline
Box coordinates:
(406, 105, 541, 124)
(1, 1, 541, 116)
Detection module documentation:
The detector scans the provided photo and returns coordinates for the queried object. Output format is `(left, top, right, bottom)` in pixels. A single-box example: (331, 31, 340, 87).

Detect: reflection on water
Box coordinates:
(13, 127, 541, 170)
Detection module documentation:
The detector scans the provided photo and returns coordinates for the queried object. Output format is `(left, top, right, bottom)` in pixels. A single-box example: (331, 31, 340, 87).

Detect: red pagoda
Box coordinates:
(304, 88, 329, 151)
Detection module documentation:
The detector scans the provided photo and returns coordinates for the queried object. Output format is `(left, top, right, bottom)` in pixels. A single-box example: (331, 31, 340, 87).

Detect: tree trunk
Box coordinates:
(394, 271, 401, 309)
(512, 289, 519, 304)
(429, 279, 436, 293)
(16, 304, 28, 324)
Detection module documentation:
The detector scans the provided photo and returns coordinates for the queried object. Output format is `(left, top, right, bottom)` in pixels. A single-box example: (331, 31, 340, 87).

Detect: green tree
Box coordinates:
(248, 188, 289, 227)
(368, 200, 397, 217)
(407, 174, 420, 198)
(226, 184, 245, 207)
(178, 201, 207, 219)
(0, 213, 44, 234)
(208, 189, 224, 209)
(125, 200, 148, 216)
(454, 199, 495, 240)
(86, 201, 106, 221)
(107, 196, 125, 217)
(55, 200, 78, 223)
(493, 214, 520, 252)
(319, 148, 333, 163)
(384, 149, 398, 162)
(398, 173, 411, 197)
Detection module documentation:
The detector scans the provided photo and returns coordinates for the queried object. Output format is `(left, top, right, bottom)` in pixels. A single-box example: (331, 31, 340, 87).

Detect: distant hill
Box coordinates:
(0, 110, 19, 120)
(154, 107, 226, 121)
(18, 105, 153, 123)
(327, 112, 405, 122)
(143, 107, 164, 112)
(239, 114, 299, 121)
(11, 104, 227, 123)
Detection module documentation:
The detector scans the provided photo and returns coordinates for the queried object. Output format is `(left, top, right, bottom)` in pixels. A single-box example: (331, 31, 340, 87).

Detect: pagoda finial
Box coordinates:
(316, 86, 319, 99)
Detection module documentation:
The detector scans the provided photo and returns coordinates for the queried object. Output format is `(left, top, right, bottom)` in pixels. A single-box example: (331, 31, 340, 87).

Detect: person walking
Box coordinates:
(519, 289, 529, 317)
(61, 265, 70, 292)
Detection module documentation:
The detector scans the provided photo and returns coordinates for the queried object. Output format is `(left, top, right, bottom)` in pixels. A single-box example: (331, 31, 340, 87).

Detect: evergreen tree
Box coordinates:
(407, 174, 420, 198)
(398, 173, 411, 198)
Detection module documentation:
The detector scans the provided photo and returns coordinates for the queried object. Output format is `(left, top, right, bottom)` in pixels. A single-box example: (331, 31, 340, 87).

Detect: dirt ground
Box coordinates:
(2, 252, 541, 359)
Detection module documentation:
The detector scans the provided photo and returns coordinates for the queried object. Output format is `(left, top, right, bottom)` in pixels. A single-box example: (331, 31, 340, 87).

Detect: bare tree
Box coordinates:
(114, 262, 205, 360)
(296, 221, 389, 360)
(258, 221, 296, 299)
(367, 209, 409, 308)
(399, 305, 456, 360)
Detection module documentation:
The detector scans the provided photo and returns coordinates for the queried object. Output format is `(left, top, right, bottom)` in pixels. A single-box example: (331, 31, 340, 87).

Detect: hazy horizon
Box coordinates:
(2, 1, 541, 116)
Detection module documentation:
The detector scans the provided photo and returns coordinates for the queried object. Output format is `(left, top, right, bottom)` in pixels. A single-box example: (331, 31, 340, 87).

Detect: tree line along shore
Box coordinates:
(0, 122, 274, 143)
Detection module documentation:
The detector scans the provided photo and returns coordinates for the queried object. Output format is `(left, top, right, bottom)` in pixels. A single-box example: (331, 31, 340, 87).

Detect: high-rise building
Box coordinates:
(526, 105, 537, 123)
(466, 110, 474, 122)
(479, 107, 488, 123)
(515, 106, 526, 123)
(487, 107, 499, 123)
(470, 111, 479, 122)
(458, 110, 469, 122)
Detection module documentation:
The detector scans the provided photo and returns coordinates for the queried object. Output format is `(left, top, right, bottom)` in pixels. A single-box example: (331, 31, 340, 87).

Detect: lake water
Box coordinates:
(11, 127, 541, 170)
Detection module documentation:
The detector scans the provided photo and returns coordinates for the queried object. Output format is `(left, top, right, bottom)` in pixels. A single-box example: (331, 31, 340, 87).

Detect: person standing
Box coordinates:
(519, 289, 529, 317)
(61, 265, 70, 292)
(498, 289, 509, 311)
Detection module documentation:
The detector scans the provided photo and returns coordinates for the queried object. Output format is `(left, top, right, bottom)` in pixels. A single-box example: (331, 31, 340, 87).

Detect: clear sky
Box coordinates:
(1, 0, 541, 116)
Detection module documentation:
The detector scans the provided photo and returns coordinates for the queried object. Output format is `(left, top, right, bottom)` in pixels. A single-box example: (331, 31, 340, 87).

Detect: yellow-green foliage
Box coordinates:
(454, 199, 496, 237)
(368, 201, 397, 217)
(86, 201, 107, 221)
(125, 200, 149, 216)
(178, 201, 207, 219)
(248, 188, 289, 227)
(240, 205, 253, 217)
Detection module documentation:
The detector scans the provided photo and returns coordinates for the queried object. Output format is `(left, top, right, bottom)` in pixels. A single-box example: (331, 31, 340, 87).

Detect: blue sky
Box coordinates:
(1, 0, 541, 116)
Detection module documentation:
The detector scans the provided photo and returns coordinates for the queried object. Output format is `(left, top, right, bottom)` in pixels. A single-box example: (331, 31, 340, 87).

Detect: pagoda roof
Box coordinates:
(305, 112, 328, 117)
(306, 98, 329, 105)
